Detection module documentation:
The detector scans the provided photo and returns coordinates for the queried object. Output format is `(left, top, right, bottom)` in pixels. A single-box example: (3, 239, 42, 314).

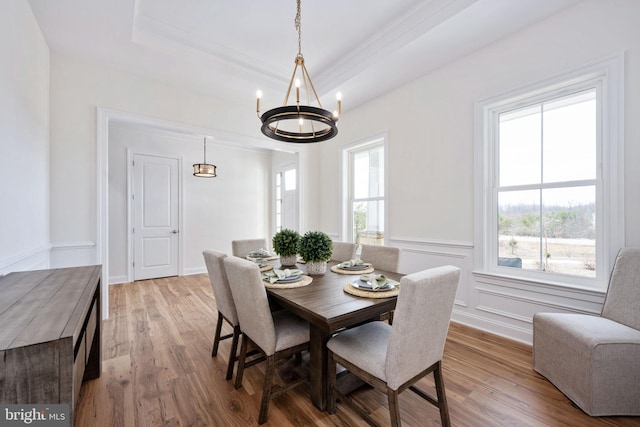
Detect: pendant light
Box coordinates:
(193, 137, 217, 178)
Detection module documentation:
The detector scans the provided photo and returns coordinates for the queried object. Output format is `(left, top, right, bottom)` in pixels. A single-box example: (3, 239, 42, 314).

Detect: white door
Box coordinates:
(133, 154, 180, 280)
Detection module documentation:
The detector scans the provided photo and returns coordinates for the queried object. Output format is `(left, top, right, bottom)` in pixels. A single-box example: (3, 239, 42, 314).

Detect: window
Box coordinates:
(475, 56, 623, 289)
(344, 137, 386, 245)
(275, 166, 299, 233)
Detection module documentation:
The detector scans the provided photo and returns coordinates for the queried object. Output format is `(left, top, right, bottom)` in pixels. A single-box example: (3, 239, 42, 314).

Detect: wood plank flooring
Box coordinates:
(75, 274, 639, 426)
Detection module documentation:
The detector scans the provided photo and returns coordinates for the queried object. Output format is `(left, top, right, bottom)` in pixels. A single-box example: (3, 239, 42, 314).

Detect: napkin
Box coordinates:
(338, 258, 370, 268)
(248, 248, 271, 258)
(262, 268, 303, 284)
(359, 273, 392, 290)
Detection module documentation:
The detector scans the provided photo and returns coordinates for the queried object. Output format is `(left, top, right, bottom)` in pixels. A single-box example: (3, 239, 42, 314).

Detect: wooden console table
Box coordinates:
(0, 265, 101, 422)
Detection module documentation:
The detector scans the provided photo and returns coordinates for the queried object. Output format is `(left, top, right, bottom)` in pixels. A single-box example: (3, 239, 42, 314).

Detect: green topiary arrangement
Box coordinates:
(272, 229, 300, 257)
(298, 231, 333, 263)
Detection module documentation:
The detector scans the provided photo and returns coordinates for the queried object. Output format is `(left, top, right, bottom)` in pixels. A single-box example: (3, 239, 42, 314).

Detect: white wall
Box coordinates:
(108, 123, 272, 283)
(0, 2, 50, 275)
(314, 0, 640, 343)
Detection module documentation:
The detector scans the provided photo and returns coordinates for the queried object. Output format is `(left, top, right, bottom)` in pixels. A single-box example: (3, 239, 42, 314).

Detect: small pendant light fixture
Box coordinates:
(193, 137, 217, 178)
(256, 0, 341, 143)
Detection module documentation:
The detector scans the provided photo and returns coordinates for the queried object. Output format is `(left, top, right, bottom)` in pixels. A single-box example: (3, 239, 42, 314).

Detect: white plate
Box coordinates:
(341, 264, 370, 271)
(352, 280, 393, 291)
(274, 275, 301, 283)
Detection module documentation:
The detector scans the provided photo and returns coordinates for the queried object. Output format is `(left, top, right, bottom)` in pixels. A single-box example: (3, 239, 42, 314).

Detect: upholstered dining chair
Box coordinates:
(331, 241, 358, 262)
(231, 238, 269, 258)
(223, 256, 310, 425)
(360, 244, 402, 324)
(327, 265, 461, 427)
(360, 244, 401, 273)
(533, 248, 640, 416)
(202, 250, 240, 380)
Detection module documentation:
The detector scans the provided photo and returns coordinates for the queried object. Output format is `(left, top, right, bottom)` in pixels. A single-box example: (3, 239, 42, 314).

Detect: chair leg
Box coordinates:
(387, 388, 401, 427)
(433, 362, 451, 427)
(258, 355, 276, 425)
(225, 325, 241, 380)
(211, 311, 224, 357)
(327, 351, 337, 414)
(234, 334, 248, 390)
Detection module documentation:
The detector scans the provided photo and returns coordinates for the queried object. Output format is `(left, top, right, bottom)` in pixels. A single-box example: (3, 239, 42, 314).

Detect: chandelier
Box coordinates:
(193, 137, 217, 178)
(256, 0, 341, 143)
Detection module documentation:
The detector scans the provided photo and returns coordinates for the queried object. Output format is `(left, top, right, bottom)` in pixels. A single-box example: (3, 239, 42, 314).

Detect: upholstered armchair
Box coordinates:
(533, 248, 640, 416)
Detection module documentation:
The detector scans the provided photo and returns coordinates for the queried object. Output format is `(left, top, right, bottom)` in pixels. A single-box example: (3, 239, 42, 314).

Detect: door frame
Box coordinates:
(126, 149, 184, 283)
(97, 107, 309, 320)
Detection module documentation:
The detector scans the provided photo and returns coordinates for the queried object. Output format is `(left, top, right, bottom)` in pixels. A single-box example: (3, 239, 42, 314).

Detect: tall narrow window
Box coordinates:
(345, 139, 385, 245)
(475, 55, 623, 289)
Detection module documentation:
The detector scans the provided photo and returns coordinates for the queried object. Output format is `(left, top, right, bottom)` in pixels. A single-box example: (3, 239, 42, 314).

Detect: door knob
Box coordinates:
(171, 230, 179, 234)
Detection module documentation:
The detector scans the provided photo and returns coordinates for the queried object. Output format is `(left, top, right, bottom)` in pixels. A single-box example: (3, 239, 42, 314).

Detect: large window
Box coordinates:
(475, 56, 623, 289)
(344, 138, 386, 245)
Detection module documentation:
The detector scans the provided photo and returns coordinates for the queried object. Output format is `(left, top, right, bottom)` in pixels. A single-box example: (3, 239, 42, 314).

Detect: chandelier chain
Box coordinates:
(295, 0, 302, 55)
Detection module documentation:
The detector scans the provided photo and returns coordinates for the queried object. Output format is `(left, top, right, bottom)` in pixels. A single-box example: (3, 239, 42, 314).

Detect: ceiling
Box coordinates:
(28, 0, 580, 112)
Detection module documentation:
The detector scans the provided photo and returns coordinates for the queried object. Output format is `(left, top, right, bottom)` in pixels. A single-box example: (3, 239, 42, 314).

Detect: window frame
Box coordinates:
(474, 54, 624, 290)
(342, 133, 389, 245)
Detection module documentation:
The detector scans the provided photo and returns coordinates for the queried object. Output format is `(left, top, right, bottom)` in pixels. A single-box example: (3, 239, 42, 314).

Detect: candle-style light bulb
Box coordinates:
(256, 90, 262, 114)
(295, 79, 301, 104)
(298, 117, 304, 126)
(336, 92, 342, 115)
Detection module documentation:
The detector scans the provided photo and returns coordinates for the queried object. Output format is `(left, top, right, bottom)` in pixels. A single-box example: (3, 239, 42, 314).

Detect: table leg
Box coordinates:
(309, 325, 331, 410)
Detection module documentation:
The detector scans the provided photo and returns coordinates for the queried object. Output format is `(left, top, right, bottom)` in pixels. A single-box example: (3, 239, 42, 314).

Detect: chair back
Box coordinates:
(331, 242, 358, 262)
(601, 248, 640, 330)
(360, 244, 401, 273)
(203, 250, 238, 326)
(232, 238, 269, 258)
(385, 265, 460, 390)
(223, 256, 277, 355)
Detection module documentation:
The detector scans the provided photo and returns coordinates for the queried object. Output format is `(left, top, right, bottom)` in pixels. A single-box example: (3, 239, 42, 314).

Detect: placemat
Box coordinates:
(330, 265, 374, 275)
(343, 282, 399, 298)
(264, 275, 313, 289)
(260, 264, 274, 272)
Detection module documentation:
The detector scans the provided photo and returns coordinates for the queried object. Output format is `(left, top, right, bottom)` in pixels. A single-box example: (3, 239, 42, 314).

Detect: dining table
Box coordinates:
(265, 261, 402, 411)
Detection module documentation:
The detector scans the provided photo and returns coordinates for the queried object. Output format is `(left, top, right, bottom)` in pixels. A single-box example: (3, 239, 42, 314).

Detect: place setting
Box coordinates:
(331, 258, 374, 275)
(261, 268, 313, 289)
(343, 273, 399, 298)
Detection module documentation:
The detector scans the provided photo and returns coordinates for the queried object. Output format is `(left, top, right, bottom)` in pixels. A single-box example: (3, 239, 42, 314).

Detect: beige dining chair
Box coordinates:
(360, 244, 401, 273)
(231, 238, 269, 258)
(331, 241, 358, 262)
(327, 265, 461, 427)
(202, 250, 240, 380)
(360, 243, 402, 323)
(223, 256, 310, 425)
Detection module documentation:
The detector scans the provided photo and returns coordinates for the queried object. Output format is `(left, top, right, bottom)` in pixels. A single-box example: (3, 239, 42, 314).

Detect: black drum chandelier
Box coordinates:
(256, 0, 341, 143)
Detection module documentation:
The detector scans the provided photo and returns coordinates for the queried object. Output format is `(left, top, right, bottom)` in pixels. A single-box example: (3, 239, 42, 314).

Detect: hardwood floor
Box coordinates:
(75, 274, 639, 426)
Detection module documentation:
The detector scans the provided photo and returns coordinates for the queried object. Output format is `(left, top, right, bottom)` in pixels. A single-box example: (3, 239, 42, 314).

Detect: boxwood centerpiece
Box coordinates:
(298, 231, 333, 275)
(272, 228, 300, 266)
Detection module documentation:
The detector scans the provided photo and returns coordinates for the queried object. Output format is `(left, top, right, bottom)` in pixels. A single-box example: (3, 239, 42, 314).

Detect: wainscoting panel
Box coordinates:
(0, 245, 50, 276)
(50, 241, 97, 268)
(388, 236, 608, 345)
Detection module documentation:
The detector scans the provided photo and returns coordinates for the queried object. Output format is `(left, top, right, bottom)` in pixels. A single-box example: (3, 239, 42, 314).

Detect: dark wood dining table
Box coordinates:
(266, 261, 402, 411)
